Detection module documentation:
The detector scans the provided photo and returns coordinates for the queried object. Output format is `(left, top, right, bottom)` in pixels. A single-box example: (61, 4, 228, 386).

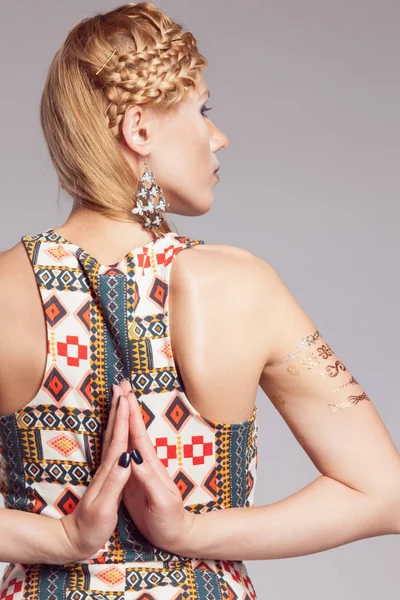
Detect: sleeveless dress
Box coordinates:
(0, 227, 259, 600)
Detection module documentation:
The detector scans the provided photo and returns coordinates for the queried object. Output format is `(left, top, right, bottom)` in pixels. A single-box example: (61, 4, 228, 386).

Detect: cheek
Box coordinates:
(193, 121, 212, 159)
(177, 129, 210, 170)
(158, 115, 211, 176)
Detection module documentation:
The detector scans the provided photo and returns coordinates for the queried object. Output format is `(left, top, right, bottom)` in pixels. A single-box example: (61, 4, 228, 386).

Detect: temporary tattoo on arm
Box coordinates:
(316, 344, 333, 360)
(269, 329, 321, 366)
(328, 391, 370, 412)
(284, 352, 348, 378)
(298, 352, 325, 371)
(267, 331, 368, 413)
(332, 375, 359, 393)
(322, 360, 347, 378)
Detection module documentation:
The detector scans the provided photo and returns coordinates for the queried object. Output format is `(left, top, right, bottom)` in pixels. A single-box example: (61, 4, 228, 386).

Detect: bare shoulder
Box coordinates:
(172, 238, 278, 294)
(0, 242, 36, 388)
(0, 241, 30, 293)
(0, 241, 35, 335)
(171, 240, 296, 367)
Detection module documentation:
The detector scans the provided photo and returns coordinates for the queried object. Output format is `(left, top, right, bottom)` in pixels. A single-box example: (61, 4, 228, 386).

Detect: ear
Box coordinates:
(121, 104, 152, 156)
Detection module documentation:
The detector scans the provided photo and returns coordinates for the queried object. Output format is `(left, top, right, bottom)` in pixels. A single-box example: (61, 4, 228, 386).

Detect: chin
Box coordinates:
(170, 191, 214, 217)
(192, 195, 214, 216)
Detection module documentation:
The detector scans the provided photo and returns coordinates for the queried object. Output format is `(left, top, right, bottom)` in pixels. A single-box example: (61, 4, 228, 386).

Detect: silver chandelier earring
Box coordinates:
(132, 156, 169, 231)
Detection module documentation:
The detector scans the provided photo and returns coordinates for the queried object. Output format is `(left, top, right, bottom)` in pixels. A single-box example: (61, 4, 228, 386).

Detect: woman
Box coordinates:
(0, 2, 399, 598)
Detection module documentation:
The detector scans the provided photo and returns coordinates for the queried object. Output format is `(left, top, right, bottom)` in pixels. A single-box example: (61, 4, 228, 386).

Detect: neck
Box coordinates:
(54, 207, 157, 265)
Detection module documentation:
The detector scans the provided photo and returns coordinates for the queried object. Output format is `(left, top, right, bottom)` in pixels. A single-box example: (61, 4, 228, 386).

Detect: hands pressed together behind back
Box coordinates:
(60, 379, 195, 562)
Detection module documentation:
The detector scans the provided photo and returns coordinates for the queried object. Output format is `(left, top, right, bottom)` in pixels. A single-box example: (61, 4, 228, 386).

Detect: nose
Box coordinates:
(218, 131, 229, 150)
(210, 122, 230, 152)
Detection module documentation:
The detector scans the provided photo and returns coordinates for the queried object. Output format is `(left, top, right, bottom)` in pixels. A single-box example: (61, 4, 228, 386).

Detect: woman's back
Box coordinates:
(0, 230, 265, 424)
(0, 226, 265, 598)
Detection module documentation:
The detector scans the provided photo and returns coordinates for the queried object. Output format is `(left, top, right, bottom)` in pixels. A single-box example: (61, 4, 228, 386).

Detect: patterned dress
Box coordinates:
(0, 228, 259, 600)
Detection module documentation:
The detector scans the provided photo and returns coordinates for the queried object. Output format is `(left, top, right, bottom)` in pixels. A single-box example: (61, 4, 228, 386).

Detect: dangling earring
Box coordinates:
(132, 156, 169, 232)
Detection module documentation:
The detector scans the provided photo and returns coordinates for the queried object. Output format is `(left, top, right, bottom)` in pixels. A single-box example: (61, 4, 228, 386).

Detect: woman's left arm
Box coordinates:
(116, 258, 400, 560)
(175, 259, 400, 559)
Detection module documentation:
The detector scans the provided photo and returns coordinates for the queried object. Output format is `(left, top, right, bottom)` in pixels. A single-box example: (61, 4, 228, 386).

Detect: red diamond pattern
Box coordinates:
(0, 576, 23, 600)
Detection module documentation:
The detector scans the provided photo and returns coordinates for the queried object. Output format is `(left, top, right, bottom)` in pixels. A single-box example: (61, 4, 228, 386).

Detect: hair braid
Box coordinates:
(40, 2, 208, 233)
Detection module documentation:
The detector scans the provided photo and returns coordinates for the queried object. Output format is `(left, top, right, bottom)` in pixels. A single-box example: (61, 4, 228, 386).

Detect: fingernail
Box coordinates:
(130, 449, 143, 465)
(118, 452, 131, 468)
(111, 383, 115, 396)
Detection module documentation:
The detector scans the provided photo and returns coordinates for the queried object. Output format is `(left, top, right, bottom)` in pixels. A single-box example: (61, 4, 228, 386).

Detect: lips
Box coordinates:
(214, 166, 220, 174)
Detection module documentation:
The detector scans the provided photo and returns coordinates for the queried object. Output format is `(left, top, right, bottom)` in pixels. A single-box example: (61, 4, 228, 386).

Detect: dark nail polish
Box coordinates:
(130, 449, 143, 465)
(118, 452, 131, 468)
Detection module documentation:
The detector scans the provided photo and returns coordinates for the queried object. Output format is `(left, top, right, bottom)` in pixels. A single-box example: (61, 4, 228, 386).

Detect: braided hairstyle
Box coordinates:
(40, 2, 208, 235)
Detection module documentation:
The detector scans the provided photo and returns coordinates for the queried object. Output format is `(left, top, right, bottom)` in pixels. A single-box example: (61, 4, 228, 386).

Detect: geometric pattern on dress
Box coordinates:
(125, 564, 191, 592)
(193, 566, 223, 600)
(18, 565, 41, 600)
(130, 338, 153, 372)
(15, 405, 101, 436)
(138, 401, 156, 431)
(128, 314, 167, 340)
(0, 570, 24, 600)
(220, 560, 257, 600)
(0, 565, 26, 600)
(34, 265, 91, 293)
(77, 369, 96, 410)
(130, 367, 178, 397)
(99, 272, 130, 390)
(43, 365, 72, 404)
(158, 339, 174, 363)
(148, 275, 168, 310)
(24, 458, 92, 487)
(75, 298, 92, 333)
(172, 468, 197, 502)
(201, 464, 218, 499)
(44, 293, 68, 328)
(163, 393, 192, 433)
(0, 228, 259, 599)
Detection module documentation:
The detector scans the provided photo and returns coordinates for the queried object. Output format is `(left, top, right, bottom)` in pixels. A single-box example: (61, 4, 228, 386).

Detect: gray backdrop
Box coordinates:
(1, 1, 399, 597)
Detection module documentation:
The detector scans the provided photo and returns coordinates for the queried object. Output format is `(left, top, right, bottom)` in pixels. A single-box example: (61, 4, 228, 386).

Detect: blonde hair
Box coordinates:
(40, 2, 208, 236)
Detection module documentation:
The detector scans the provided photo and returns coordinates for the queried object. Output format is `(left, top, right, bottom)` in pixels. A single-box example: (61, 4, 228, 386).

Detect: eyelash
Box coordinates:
(200, 103, 213, 118)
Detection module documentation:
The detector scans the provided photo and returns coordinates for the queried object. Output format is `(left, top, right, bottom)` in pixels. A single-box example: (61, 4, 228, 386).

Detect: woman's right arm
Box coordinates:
(0, 507, 79, 565)
(0, 391, 135, 566)
(0, 250, 136, 566)
(0, 250, 76, 565)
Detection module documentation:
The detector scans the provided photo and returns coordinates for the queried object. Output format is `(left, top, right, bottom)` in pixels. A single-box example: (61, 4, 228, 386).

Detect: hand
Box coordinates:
(114, 379, 195, 554)
(60, 392, 133, 561)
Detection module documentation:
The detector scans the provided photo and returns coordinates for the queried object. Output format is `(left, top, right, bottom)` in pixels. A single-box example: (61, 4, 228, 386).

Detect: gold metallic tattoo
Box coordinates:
(328, 391, 370, 412)
(270, 329, 321, 366)
(298, 352, 322, 371)
(317, 344, 333, 360)
(285, 352, 349, 380)
(332, 375, 359, 393)
(323, 360, 347, 378)
(287, 364, 301, 376)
